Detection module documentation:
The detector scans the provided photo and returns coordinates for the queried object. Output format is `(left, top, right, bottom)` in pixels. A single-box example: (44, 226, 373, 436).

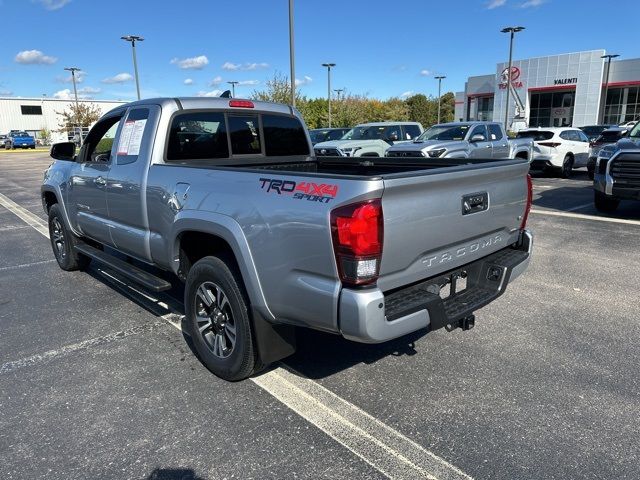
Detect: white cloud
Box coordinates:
(0, 90, 13, 96)
(222, 61, 269, 71)
(59, 71, 86, 83)
(101, 73, 133, 84)
(209, 75, 223, 86)
(171, 55, 209, 70)
(184, 78, 194, 85)
(33, 0, 71, 10)
(79, 86, 101, 94)
(52, 89, 73, 99)
(295, 75, 312, 87)
(400, 91, 414, 99)
(486, 0, 506, 8)
(197, 89, 223, 97)
(420, 69, 432, 76)
(238, 80, 259, 86)
(15, 50, 58, 65)
(52, 87, 99, 99)
(521, 0, 545, 6)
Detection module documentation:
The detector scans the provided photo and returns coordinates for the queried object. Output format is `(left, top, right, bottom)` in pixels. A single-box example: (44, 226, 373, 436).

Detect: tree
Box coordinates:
(56, 102, 103, 132)
(39, 128, 52, 145)
(250, 71, 305, 105)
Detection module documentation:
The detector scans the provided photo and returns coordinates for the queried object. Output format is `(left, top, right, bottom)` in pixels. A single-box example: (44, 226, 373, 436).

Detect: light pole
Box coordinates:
(334, 88, 344, 99)
(121, 35, 144, 100)
(322, 63, 336, 127)
(227, 81, 239, 98)
(434, 75, 446, 124)
(501, 26, 525, 132)
(600, 53, 620, 124)
(289, 0, 296, 106)
(64, 67, 81, 145)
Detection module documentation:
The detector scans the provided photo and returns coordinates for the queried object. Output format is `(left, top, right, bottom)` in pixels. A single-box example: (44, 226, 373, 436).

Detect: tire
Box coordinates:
(560, 154, 574, 178)
(48, 204, 91, 271)
(184, 256, 258, 381)
(30, 145, 35, 150)
(594, 191, 619, 213)
(587, 168, 594, 181)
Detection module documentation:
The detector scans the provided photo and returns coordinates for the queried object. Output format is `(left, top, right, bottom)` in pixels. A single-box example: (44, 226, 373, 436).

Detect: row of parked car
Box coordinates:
(0, 131, 36, 149)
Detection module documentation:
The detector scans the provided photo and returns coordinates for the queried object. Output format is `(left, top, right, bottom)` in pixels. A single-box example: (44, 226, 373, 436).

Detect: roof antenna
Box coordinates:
(220, 90, 232, 98)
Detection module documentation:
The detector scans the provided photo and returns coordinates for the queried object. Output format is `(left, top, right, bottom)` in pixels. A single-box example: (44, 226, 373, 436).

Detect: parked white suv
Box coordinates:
(516, 127, 590, 178)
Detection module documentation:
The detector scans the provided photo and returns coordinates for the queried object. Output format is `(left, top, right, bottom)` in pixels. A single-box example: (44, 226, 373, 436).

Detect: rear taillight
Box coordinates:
(331, 199, 383, 287)
(229, 100, 254, 108)
(537, 141, 561, 148)
(521, 174, 532, 230)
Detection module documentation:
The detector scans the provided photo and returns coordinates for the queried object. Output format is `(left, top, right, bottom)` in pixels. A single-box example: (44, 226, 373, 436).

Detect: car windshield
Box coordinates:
(516, 130, 554, 141)
(581, 126, 606, 136)
(416, 125, 470, 141)
(628, 122, 640, 138)
(341, 126, 386, 140)
(309, 131, 328, 143)
(598, 131, 625, 142)
(11, 132, 29, 137)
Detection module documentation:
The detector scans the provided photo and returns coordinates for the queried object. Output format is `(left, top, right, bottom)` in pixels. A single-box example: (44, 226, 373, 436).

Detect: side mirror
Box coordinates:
(50, 142, 76, 161)
(470, 134, 486, 143)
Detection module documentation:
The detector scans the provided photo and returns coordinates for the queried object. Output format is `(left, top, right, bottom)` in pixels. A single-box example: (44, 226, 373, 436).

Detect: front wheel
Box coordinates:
(560, 155, 574, 179)
(184, 256, 258, 381)
(48, 204, 90, 271)
(594, 191, 619, 213)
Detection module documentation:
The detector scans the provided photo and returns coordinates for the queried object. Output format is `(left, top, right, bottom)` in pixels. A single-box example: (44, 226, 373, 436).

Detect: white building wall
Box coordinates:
(0, 97, 126, 143)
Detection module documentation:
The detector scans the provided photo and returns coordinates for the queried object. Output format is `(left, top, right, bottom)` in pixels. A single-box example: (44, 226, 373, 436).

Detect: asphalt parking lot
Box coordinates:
(1, 151, 639, 480)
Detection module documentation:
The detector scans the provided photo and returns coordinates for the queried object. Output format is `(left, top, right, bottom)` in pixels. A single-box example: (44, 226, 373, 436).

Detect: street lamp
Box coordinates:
(227, 81, 239, 98)
(434, 75, 446, 124)
(322, 63, 336, 127)
(600, 53, 620, 124)
(121, 35, 144, 100)
(289, 0, 296, 106)
(501, 26, 525, 132)
(64, 67, 81, 145)
(334, 88, 344, 99)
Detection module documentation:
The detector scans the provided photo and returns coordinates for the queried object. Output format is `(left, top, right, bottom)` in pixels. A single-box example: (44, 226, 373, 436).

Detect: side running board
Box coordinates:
(75, 244, 172, 292)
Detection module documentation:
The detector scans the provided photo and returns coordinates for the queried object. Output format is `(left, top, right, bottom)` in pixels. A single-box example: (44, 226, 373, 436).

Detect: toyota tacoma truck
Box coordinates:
(593, 121, 640, 212)
(386, 122, 533, 160)
(42, 97, 533, 381)
(313, 121, 423, 157)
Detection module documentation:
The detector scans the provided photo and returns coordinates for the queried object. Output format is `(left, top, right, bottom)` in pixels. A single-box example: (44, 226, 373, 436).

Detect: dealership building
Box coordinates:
(455, 49, 640, 129)
(0, 97, 126, 144)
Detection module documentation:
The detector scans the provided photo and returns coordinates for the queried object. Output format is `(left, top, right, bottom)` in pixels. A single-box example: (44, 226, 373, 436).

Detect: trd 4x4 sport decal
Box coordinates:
(259, 178, 339, 203)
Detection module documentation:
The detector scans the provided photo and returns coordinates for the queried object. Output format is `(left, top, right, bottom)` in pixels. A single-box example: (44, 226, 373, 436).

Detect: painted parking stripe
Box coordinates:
(0, 192, 49, 237)
(531, 208, 640, 226)
(0, 259, 56, 271)
(1, 191, 473, 480)
(565, 202, 594, 212)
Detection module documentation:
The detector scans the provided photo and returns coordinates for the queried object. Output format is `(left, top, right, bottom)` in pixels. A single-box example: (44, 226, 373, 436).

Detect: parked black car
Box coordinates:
(309, 127, 350, 145)
(579, 125, 615, 142)
(587, 127, 628, 180)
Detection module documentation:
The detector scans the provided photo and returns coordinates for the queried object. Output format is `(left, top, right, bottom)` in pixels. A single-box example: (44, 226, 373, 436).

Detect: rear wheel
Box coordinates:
(560, 154, 574, 178)
(594, 191, 619, 213)
(184, 256, 258, 381)
(48, 204, 90, 271)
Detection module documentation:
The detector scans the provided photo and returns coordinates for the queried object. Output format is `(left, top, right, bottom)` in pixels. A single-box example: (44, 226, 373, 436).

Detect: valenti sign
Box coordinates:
(498, 66, 523, 89)
(553, 77, 578, 85)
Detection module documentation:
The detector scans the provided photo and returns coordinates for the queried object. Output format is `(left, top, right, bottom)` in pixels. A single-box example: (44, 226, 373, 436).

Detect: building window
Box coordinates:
(604, 86, 640, 125)
(477, 97, 494, 121)
(20, 105, 43, 115)
(529, 91, 575, 128)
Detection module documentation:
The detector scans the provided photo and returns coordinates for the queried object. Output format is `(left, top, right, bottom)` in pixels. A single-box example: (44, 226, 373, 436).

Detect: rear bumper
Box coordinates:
(339, 229, 533, 343)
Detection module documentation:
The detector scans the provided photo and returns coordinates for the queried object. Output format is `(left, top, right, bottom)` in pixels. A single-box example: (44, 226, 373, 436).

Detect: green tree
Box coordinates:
(250, 71, 305, 105)
(56, 102, 103, 131)
(38, 128, 52, 145)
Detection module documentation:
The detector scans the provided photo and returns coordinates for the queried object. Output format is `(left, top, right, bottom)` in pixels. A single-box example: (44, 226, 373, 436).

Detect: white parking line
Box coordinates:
(0, 259, 56, 271)
(531, 208, 640, 226)
(565, 202, 594, 212)
(0, 191, 473, 480)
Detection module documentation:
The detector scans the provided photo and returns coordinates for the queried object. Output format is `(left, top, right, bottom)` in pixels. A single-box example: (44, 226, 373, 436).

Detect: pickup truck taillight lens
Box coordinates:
(521, 174, 532, 230)
(537, 141, 561, 148)
(331, 199, 383, 287)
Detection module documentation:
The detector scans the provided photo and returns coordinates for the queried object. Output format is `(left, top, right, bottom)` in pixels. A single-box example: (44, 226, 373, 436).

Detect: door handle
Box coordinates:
(94, 176, 106, 186)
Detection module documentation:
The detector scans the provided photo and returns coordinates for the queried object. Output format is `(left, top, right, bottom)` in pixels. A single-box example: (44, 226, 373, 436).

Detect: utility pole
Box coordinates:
(121, 35, 144, 100)
(501, 26, 525, 132)
(322, 63, 336, 127)
(600, 53, 620, 124)
(64, 67, 82, 146)
(434, 75, 446, 124)
(333, 88, 344, 99)
(227, 81, 239, 98)
(288, 0, 296, 106)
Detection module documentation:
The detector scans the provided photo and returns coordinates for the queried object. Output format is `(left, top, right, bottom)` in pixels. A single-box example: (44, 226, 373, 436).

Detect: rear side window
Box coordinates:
(229, 115, 261, 155)
(167, 112, 229, 161)
(403, 124, 421, 140)
(262, 114, 309, 156)
(488, 124, 503, 141)
(517, 131, 554, 141)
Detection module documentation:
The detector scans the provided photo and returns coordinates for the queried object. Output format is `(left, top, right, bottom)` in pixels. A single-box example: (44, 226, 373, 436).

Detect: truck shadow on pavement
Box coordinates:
(146, 468, 206, 480)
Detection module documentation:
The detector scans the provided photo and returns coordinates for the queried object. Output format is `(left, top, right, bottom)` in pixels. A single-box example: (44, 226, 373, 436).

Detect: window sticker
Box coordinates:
(127, 119, 147, 156)
(117, 120, 135, 155)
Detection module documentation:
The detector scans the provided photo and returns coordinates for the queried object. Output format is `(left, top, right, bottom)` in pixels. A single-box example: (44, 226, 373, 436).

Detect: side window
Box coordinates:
(229, 115, 261, 155)
(384, 126, 401, 141)
(116, 108, 149, 164)
(82, 115, 123, 163)
(262, 114, 309, 156)
(559, 131, 571, 141)
(470, 125, 488, 140)
(575, 131, 588, 142)
(488, 124, 503, 141)
(403, 124, 421, 140)
(167, 112, 229, 161)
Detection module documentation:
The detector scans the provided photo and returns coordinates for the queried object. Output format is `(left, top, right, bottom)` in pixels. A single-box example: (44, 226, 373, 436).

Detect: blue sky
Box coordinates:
(0, 0, 635, 101)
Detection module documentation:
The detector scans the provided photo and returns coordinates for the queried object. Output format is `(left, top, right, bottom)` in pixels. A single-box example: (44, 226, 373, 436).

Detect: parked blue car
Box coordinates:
(9, 131, 36, 149)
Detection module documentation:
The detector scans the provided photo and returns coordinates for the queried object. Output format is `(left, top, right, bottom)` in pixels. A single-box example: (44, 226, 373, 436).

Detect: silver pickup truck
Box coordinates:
(386, 121, 533, 160)
(42, 97, 533, 381)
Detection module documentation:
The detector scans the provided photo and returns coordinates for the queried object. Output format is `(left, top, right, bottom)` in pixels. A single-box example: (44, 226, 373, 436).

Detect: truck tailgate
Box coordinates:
(378, 160, 529, 291)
